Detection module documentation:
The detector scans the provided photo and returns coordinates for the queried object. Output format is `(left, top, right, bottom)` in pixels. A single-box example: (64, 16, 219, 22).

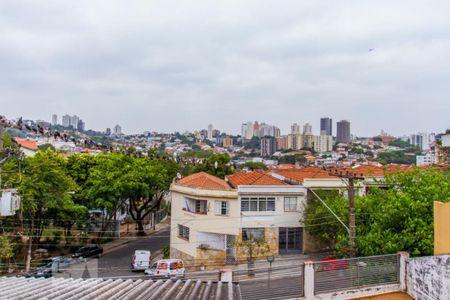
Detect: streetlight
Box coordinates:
(266, 255, 275, 295)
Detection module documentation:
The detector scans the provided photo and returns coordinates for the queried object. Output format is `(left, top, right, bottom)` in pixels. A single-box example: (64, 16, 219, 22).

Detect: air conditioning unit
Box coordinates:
(0, 189, 20, 216)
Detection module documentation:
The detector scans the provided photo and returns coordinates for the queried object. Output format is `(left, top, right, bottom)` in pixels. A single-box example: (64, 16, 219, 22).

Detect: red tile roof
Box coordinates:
(272, 166, 336, 183)
(226, 171, 288, 187)
(177, 172, 231, 189)
(14, 138, 38, 151)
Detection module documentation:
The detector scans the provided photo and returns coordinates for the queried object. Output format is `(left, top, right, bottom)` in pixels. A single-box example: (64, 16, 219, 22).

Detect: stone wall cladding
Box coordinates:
(196, 248, 227, 270)
(170, 247, 195, 268)
(407, 255, 450, 300)
(235, 227, 279, 261)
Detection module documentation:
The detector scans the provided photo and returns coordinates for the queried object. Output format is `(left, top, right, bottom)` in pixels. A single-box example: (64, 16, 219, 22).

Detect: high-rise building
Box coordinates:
(77, 119, 85, 131)
(223, 136, 233, 147)
(303, 133, 314, 149)
(276, 136, 288, 150)
(320, 117, 332, 136)
(113, 124, 122, 135)
(336, 120, 351, 144)
(62, 114, 71, 127)
(303, 123, 312, 134)
(70, 115, 79, 128)
(259, 124, 280, 138)
(287, 133, 304, 150)
(105, 128, 111, 135)
(241, 122, 254, 140)
(52, 114, 58, 126)
(260, 136, 276, 157)
(410, 133, 429, 151)
(314, 135, 333, 153)
(207, 124, 213, 140)
(291, 123, 300, 134)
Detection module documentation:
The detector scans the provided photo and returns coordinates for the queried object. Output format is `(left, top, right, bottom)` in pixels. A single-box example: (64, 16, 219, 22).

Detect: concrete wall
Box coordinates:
(407, 255, 450, 300)
(434, 201, 450, 255)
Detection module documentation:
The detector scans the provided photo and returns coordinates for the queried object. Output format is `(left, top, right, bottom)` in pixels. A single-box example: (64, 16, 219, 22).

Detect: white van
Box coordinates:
(131, 250, 152, 271)
(144, 259, 185, 278)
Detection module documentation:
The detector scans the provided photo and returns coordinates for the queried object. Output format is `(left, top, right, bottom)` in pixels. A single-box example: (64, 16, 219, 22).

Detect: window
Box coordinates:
(241, 197, 276, 212)
(284, 197, 298, 211)
(242, 228, 265, 241)
(195, 200, 207, 214)
(215, 201, 229, 216)
(183, 198, 207, 214)
(178, 225, 190, 241)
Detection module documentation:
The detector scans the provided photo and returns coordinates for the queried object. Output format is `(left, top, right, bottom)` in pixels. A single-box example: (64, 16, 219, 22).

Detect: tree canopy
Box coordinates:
(304, 167, 450, 257)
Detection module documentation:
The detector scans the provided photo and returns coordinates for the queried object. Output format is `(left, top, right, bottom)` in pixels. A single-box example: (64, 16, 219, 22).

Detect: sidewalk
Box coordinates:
(102, 218, 171, 255)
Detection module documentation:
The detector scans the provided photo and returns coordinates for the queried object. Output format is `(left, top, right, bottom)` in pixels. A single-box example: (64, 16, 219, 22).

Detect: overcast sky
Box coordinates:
(1, 1, 449, 136)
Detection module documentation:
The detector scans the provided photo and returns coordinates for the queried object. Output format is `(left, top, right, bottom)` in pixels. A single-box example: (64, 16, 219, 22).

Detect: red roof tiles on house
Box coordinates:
(226, 171, 288, 188)
(177, 172, 231, 189)
(272, 166, 335, 183)
(14, 138, 38, 151)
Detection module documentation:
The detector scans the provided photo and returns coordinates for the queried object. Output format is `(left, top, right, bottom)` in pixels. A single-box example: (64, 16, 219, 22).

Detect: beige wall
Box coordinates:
(434, 201, 450, 255)
(170, 184, 239, 258)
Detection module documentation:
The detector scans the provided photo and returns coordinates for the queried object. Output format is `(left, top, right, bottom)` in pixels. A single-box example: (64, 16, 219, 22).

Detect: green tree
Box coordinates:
(389, 139, 411, 148)
(20, 150, 80, 243)
(303, 190, 348, 252)
(376, 151, 416, 165)
(121, 157, 179, 235)
(240, 162, 268, 171)
(0, 235, 14, 269)
(192, 154, 232, 178)
(38, 143, 55, 151)
(304, 168, 450, 257)
(357, 168, 450, 256)
(84, 153, 129, 237)
(244, 136, 260, 151)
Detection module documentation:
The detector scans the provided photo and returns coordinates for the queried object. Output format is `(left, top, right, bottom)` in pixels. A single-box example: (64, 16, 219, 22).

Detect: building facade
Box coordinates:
(336, 120, 351, 144)
(320, 117, 332, 136)
(170, 172, 307, 268)
(260, 136, 277, 157)
(314, 135, 333, 153)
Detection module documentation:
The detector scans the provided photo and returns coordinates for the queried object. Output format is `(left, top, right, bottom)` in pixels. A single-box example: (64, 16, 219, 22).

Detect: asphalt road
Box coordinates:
(97, 228, 170, 278)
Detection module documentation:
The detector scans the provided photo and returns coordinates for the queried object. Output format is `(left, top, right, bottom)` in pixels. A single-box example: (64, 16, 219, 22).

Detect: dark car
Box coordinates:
(72, 245, 103, 259)
(26, 256, 73, 278)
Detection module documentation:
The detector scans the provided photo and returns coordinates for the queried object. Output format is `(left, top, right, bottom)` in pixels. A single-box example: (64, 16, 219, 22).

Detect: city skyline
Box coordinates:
(1, 1, 449, 136)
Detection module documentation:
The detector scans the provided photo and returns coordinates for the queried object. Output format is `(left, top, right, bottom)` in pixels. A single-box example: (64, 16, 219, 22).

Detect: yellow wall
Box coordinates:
(434, 201, 450, 255)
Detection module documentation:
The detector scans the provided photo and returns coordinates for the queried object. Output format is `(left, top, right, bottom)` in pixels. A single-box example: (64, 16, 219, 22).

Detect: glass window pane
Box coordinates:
(267, 200, 275, 211)
(250, 200, 258, 211)
(258, 199, 267, 211)
(241, 200, 249, 212)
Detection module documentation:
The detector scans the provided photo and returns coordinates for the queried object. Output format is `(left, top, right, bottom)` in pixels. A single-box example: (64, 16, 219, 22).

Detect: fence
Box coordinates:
(313, 254, 400, 294)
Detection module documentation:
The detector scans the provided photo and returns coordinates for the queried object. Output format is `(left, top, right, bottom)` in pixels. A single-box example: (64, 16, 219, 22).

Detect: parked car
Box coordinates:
(72, 245, 103, 259)
(131, 250, 152, 271)
(26, 256, 74, 278)
(144, 259, 185, 278)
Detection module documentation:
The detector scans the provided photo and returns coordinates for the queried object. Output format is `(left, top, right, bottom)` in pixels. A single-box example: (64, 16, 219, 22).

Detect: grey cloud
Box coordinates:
(0, 0, 449, 136)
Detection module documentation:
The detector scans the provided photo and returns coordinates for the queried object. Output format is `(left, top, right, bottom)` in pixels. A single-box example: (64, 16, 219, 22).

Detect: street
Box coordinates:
(97, 228, 170, 278)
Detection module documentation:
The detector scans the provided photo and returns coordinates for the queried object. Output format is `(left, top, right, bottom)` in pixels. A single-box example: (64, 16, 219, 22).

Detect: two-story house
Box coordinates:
(170, 171, 306, 267)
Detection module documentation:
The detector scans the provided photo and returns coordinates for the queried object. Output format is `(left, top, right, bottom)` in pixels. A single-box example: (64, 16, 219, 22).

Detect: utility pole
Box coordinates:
(328, 169, 365, 257)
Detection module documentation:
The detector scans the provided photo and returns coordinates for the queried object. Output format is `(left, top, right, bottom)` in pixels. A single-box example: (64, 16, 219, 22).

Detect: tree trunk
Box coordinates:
(136, 219, 145, 236)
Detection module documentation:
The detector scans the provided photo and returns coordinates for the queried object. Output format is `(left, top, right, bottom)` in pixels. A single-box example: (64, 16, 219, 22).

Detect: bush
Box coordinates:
(162, 245, 170, 259)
